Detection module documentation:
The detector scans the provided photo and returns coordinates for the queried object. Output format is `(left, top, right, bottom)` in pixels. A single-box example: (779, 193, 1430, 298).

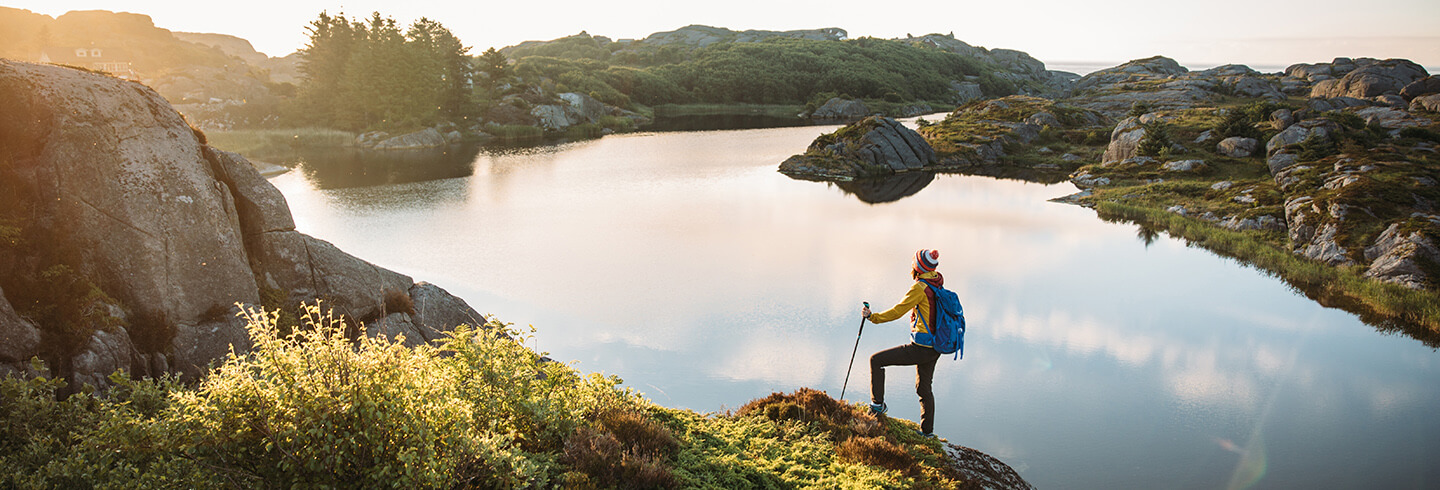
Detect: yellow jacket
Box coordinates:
(868, 271, 942, 346)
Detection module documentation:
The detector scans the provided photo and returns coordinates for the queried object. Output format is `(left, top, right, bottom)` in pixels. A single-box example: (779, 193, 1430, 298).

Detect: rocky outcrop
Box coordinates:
(1310, 59, 1429, 99)
(638, 25, 847, 47)
(532, 92, 619, 130)
(372, 128, 451, 150)
(779, 116, 936, 180)
(0, 60, 486, 385)
(811, 97, 870, 119)
(1067, 57, 1217, 115)
(1364, 222, 1440, 289)
(1400, 76, 1440, 100)
(1102, 116, 1147, 164)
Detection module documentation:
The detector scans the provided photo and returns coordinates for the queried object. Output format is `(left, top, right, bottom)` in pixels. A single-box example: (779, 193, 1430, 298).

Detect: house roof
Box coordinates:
(40, 46, 132, 65)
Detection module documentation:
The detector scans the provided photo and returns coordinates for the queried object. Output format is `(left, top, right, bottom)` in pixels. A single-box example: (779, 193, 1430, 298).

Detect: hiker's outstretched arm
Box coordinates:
(868, 283, 925, 324)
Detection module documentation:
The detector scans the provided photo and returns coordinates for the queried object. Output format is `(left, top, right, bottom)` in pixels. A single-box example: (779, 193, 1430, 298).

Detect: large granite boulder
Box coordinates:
(1266, 119, 1338, 158)
(0, 60, 488, 385)
(1411, 94, 1440, 113)
(779, 116, 936, 180)
(1310, 59, 1429, 99)
(1217, 137, 1259, 158)
(811, 97, 871, 119)
(374, 128, 448, 150)
(1399, 76, 1440, 100)
(1101, 116, 1146, 164)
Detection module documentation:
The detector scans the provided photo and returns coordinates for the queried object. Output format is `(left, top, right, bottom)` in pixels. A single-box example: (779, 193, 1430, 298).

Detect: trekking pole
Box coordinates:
(839, 302, 869, 401)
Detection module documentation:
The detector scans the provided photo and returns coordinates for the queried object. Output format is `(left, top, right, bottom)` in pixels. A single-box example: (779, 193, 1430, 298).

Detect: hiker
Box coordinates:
(861, 248, 944, 437)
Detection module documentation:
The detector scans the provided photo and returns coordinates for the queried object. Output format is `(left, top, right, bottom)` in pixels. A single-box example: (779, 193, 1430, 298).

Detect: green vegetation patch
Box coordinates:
(1, 305, 978, 487)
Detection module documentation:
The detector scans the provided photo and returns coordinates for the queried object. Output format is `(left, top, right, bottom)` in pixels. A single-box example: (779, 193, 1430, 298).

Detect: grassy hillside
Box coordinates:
(0, 305, 987, 488)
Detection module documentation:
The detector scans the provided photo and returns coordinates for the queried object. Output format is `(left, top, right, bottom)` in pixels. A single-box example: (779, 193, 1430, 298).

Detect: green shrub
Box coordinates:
(170, 304, 630, 487)
(1398, 127, 1440, 143)
(1137, 122, 1173, 157)
(1128, 102, 1152, 118)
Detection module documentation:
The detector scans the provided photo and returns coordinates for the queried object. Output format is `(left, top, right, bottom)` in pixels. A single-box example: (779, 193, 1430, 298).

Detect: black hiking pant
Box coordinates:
(870, 342, 942, 434)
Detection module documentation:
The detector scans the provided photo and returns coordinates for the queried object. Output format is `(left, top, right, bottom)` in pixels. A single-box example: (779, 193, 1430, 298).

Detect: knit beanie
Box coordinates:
(914, 249, 939, 273)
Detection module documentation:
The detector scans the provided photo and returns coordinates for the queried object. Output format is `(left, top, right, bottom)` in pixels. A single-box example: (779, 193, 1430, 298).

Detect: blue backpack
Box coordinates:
(919, 282, 966, 359)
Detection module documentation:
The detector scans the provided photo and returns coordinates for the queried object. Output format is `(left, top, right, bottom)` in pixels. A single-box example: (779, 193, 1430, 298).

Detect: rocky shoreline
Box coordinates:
(782, 56, 1440, 335)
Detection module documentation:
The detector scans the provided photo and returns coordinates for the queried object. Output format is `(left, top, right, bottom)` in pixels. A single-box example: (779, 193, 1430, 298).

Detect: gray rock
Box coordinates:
(1399, 75, 1440, 100)
(1267, 119, 1337, 156)
(374, 128, 448, 150)
(0, 60, 261, 382)
(0, 60, 490, 385)
(1363, 223, 1439, 289)
(1271, 109, 1295, 130)
(1372, 95, 1408, 109)
(1025, 112, 1061, 127)
(70, 329, 135, 391)
(1268, 153, 1301, 176)
(1310, 59, 1429, 99)
(1194, 129, 1215, 144)
(1352, 106, 1432, 129)
(1071, 170, 1111, 188)
(1163, 159, 1206, 172)
(1167, 205, 1188, 215)
(1121, 156, 1158, 166)
(1302, 223, 1354, 265)
(950, 82, 983, 103)
(779, 116, 936, 179)
(1410, 93, 1440, 113)
(410, 282, 488, 341)
(558, 92, 607, 124)
(1061, 153, 1083, 162)
(1212, 181, 1234, 191)
(531, 104, 581, 130)
(0, 286, 41, 366)
(1285, 196, 1318, 246)
(812, 97, 870, 119)
(1217, 137, 1259, 158)
(1102, 117, 1145, 164)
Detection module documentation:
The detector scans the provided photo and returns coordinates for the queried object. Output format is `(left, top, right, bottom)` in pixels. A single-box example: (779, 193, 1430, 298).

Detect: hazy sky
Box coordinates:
(11, 0, 1440, 70)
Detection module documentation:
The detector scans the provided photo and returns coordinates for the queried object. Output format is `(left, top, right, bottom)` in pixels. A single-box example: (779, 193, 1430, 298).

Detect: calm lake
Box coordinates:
(267, 121, 1439, 489)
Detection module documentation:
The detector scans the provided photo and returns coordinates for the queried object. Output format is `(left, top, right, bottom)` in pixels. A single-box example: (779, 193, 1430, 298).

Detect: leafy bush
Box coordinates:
(1128, 102, 1152, 118)
(0, 308, 981, 488)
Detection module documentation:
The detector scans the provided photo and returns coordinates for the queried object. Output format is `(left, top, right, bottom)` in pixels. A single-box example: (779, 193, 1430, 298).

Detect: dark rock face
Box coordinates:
(1400, 76, 1440, 100)
(945, 443, 1035, 490)
(0, 60, 486, 384)
(1310, 59, 1429, 99)
(779, 117, 936, 180)
(811, 97, 870, 119)
(835, 172, 936, 204)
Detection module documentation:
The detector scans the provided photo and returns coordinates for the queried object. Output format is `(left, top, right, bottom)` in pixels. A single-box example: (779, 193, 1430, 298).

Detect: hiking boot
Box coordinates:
(915, 429, 937, 439)
(869, 402, 887, 415)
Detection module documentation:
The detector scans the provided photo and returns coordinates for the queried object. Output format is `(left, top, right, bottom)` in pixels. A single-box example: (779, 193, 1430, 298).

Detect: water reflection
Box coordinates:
(643, 114, 816, 132)
(292, 144, 481, 189)
(267, 125, 1440, 490)
(832, 172, 936, 204)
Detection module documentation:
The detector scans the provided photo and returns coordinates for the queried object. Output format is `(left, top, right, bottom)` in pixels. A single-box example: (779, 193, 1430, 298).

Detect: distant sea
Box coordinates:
(1044, 60, 1440, 77)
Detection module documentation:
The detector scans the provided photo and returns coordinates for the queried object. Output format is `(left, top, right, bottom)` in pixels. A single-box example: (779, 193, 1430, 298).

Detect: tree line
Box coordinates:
(286, 13, 1014, 133)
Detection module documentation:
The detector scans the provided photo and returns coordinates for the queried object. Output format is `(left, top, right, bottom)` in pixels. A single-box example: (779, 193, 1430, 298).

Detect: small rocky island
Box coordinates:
(784, 56, 1440, 339)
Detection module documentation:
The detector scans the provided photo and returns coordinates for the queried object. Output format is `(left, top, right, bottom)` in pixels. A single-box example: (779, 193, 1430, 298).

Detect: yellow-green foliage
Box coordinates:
(0, 307, 975, 487)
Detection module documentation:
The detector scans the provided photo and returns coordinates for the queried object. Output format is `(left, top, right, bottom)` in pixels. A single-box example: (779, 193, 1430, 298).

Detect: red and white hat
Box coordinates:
(914, 249, 940, 273)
